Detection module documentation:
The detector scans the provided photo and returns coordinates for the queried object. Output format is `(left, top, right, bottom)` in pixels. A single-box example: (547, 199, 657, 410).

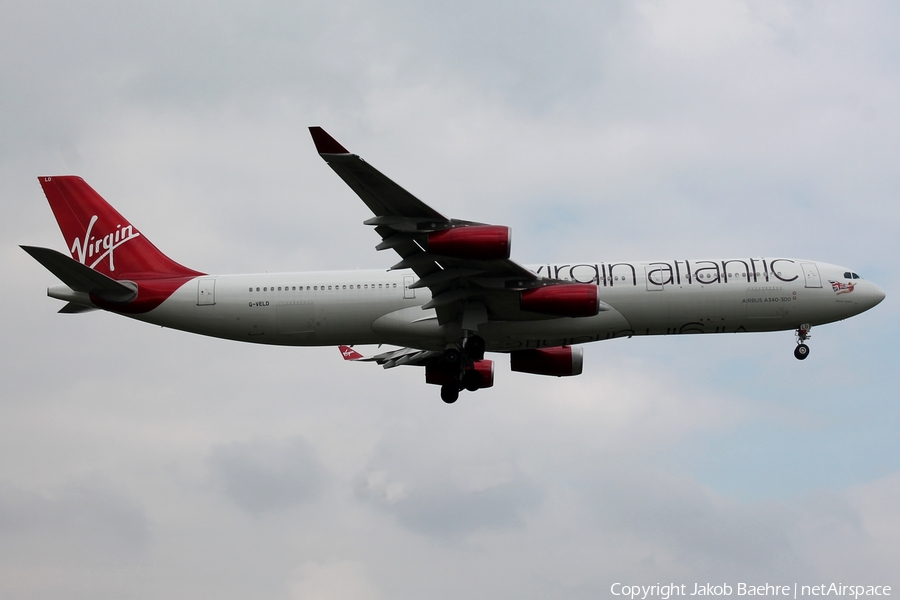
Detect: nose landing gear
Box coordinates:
(794, 324, 811, 360)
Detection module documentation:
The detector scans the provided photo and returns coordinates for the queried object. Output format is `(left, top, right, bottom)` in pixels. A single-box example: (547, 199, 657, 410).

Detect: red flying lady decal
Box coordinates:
(830, 280, 856, 295)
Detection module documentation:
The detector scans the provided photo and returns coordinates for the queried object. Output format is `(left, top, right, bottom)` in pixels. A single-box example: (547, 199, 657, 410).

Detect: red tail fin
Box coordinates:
(38, 176, 202, 280)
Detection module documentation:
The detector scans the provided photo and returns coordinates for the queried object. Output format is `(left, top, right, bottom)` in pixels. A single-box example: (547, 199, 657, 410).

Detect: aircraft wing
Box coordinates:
(310, 127, 561, 326)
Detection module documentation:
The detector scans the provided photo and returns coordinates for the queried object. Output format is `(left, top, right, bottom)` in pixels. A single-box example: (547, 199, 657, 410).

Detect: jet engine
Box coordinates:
(510, 346, 584, 377)
(520, 284, 599, 317)
(426, 225, 511, 260)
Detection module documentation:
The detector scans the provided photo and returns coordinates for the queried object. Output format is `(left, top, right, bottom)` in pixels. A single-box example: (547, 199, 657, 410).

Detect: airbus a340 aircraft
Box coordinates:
(23, 127, 885, 403)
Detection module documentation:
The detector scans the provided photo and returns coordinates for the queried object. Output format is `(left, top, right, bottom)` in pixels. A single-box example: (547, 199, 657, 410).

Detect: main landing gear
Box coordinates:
(438, 334, 487, 404)
(794, 324, 811, 360)
(440, 382, 460, 404)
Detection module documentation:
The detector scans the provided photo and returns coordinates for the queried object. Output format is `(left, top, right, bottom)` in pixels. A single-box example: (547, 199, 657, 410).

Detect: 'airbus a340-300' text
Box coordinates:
(23, 128, 886, 403)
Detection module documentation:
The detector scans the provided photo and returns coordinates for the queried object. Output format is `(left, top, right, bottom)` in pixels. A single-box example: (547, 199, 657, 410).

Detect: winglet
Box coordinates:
(309, 127, 350, 155)
(339, 345, 365, 361)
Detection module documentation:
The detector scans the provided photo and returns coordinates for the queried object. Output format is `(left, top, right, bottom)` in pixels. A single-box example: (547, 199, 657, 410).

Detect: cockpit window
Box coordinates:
(844, 271, 862, 280)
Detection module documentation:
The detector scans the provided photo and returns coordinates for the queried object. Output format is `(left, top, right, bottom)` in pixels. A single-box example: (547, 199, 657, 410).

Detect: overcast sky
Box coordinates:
(2, 1, 899, 598)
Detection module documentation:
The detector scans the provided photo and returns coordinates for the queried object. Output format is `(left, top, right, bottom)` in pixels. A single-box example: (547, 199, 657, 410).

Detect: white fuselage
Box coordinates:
(127, 257, 884, 353)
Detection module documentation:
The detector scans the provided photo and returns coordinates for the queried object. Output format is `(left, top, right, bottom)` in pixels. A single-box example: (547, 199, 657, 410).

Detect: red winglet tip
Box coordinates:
(339, 345, 364, 361)
(309, 127, 350, 154)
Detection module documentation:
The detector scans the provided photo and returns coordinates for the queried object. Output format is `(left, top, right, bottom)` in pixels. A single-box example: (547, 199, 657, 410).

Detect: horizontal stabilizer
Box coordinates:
(21, 246, 137, 303)
(59, 302, 98, 314)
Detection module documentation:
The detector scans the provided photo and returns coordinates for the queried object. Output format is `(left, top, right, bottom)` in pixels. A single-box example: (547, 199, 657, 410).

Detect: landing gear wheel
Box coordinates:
(794, 344, 810, 360)
(443, 347, 461, 366)
(463, 369, 481, 392)
(465, 335, 486, 360)
(441, 383, 459, 404)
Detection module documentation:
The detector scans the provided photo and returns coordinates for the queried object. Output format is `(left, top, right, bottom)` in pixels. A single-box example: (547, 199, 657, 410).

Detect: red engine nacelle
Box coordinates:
(520, 284, 599, 317)
(426, 225, 511, 260)
(425, 359, 495, 389)
(510, 346, 584, 377)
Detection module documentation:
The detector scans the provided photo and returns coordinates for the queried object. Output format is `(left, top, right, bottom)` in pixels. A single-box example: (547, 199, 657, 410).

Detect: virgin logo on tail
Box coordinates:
(339, 345, 365, 361)
(70, 214, 141, 272)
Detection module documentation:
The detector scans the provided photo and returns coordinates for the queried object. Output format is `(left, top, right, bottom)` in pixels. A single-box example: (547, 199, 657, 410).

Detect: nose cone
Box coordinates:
(862, 281, 886, 311)
(871, 282, 886, 305)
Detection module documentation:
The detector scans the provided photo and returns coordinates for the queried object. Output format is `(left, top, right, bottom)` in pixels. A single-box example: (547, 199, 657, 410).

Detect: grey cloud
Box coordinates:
(357, 472, 541, 538)
(363, 1, 626, 113)
(355, 423, 542, 538)
(582, 466, 794, 574)
(0, 479, 150, 565)
(207, 436, 327, 514)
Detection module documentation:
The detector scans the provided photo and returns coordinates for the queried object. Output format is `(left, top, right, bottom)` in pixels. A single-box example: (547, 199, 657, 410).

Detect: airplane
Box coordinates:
(22, 127, 886, 403)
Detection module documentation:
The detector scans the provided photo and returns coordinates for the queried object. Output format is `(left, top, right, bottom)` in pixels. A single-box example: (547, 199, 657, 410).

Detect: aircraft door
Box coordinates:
(403, 275, 416, 299)
(197, 278, 216, 305)
(800, 263, 822, 288)
(644, 265, 665, 291)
